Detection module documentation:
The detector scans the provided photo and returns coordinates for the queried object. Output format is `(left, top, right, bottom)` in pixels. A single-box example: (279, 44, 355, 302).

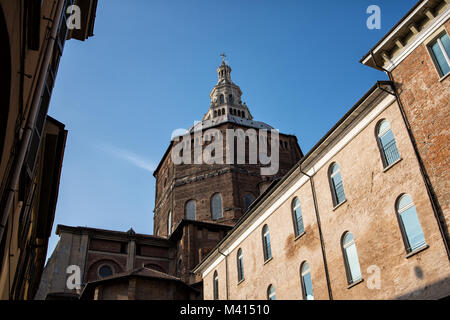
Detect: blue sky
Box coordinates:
(47, 0, 418, 257)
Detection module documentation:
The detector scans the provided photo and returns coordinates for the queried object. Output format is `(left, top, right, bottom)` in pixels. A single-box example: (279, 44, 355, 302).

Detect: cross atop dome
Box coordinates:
(220, 52, 227, 64)
(200, 57, 253, 122)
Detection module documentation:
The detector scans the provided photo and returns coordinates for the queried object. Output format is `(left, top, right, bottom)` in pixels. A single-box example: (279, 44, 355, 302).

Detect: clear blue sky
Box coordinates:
(47, 0, 418, 257)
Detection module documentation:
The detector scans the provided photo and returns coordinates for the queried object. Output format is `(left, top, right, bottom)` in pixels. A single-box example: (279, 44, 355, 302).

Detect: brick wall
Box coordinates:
(202, 98, 450, 300)
(154, 122, 302, 238)
(391, 19, 450, 243)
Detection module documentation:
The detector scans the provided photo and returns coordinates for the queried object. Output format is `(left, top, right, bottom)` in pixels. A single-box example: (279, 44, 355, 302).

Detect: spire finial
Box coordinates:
(220, 52, 227, 64)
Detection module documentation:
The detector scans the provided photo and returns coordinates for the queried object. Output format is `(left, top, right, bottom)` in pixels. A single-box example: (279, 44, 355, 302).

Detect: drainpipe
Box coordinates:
(299, 166, 333, 300)
(0, 0, 66, 242)
(370, 52, 450, 260)
(217, 248, 229, 300)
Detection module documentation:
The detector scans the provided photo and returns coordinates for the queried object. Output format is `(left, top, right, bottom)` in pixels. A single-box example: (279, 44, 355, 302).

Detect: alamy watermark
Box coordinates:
(66, 5, 81, 30)
(66, 265, 81, 290)
(366, 265, 381, 290)
(366, 5, 381, 30)
(170, 122, 280, 176)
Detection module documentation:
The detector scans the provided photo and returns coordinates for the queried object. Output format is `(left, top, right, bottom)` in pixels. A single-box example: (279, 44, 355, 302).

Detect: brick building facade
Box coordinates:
(0, 0, 97, 300)
(37, 58, 302, 299)
(195, 0, 450, 300)
(153, 60, 302, 238)
(36, 0, 449, 301)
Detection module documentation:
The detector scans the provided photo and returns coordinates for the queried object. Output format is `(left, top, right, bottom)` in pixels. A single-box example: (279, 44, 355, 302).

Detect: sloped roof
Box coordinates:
(80, 267, 199, 299)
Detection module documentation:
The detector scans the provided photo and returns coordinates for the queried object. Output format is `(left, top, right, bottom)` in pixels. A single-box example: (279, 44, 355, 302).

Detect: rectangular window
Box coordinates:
(429, 33, 450, 77)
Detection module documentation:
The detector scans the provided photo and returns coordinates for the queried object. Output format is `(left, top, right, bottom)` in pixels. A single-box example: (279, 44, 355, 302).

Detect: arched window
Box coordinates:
(267, 284, 276, 300)
(211, 193, 223, 220)
(167, 211, 172, 236)
(222, 108, 225, 115)
(185, 200, 196, 220)
(396, 194, 426, 253)
(300, 262, 314, 300)
(98, 265, 113, 279)
(243, 194, 255, 211)
(213, 271, 219, 300)
(329, 163, 346, 206)
(262, 225, 272, 262)
(214, 110, 217, 117)
(292, 197, 304, 237)
(219, 94, 225, 104)
(242, 111, 246, 118)
(342, 232, 362, 284)
(237, 248, 244, 282)
(228, 94, 234, 104)
(376, 120, 400, 167)
(218, 109, 222, 116)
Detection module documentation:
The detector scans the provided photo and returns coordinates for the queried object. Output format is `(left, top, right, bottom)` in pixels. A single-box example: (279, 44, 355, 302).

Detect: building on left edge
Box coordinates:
(0, 0, 98, 300)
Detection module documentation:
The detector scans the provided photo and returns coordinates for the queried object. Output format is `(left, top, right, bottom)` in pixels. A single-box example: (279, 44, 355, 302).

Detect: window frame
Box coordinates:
(185, 199, 196, 221)
(395, 194, 427, 254)
(376, 119, 401, 168)
(427, 31, 450, 78)
(291, 197, 305, 237)
(267, 284, 276, 300)
(262, 225, 272, 262)
(237, 248, 245, 283)
(211, 193, 223, 220)
(329, 163, 346, 207)
(213, 271, 219, 300)
(341, 232, 363, 285)
(98, 264, 114, 279)
(300, 262, 314, 300)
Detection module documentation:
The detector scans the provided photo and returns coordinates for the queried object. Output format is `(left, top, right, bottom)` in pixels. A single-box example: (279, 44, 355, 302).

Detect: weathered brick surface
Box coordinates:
(203, 100, 450, 300)
(391, 19, 450, 241)
(153, 122, 302, 237)
(152, 121, 302, 286)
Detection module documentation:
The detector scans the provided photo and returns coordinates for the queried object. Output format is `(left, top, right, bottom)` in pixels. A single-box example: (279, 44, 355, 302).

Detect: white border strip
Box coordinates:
(202, 94, 397, 278)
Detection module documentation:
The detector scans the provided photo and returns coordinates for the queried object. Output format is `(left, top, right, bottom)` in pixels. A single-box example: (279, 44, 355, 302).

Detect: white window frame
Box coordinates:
(300, 262, 314, 300)
(267, 285, 276, 300)
(329, 164, 346, 206)
(428, 32, 450, 78)
(292, 197, 304, 236)
(342, 233, 362, 284)
(376, 119, 400, 168)
(396, 194, 426, 253)
(237, 249, 244, 282)
(213, 271, 219, 300)
(262, 225, 272, 262)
